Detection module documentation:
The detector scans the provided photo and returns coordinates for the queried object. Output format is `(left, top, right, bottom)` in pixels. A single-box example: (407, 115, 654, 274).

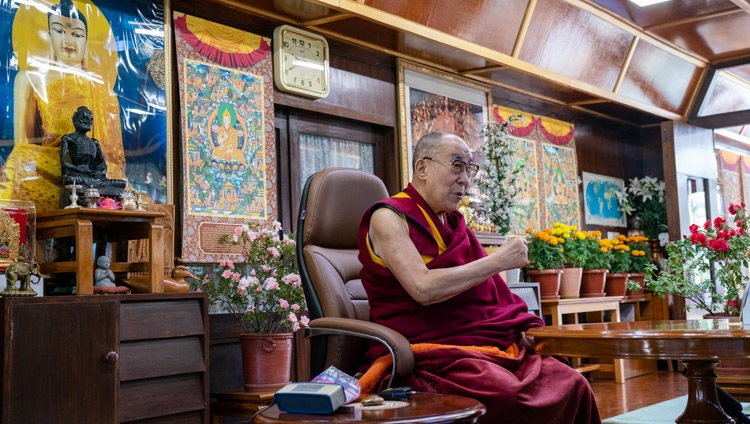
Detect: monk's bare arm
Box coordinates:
(369, 207, 528, 305)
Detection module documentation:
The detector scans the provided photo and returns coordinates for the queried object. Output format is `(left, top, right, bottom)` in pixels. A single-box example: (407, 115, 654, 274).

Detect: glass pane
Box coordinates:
(298, 133, 374, 188)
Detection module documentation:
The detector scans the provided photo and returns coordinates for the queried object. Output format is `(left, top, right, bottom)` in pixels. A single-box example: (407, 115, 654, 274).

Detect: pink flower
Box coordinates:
(291, 304, 300, 311)
(232, 272, 241, 282)
(279, 299, 289, 308)
(265, 277, 279, 290)
(288, 312, 298, 323)
(221, 269, 233, 278)
(234, 226, 244, 236)
(300, 316, 310, 326)
(274, 221, 283, 231)
(292, 322, 301, 332)
(268, 247, 280, 257)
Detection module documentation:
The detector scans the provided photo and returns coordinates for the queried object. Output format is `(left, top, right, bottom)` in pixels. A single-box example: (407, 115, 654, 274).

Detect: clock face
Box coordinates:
(274, 26, 329, 98)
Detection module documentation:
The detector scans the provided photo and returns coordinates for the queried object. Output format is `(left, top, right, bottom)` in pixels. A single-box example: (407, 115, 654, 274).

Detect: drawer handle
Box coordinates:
(105, 351, 119, 364)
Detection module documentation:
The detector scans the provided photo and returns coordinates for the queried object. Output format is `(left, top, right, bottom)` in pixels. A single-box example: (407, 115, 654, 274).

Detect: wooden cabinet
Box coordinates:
(0, 293, 208, 423)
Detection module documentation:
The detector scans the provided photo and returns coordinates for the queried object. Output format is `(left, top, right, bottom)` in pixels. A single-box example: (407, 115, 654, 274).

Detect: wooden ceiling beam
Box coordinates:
(728, 0, 750, 15)
(690, 109, 750, 129)
(571, 0, 707, 67)
(644, 9, 742, 31)
(301, 13, 355, 27)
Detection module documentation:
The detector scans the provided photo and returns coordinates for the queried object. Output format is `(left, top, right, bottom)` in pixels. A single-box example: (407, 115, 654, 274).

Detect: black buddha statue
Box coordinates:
(60, 106, 126, 207)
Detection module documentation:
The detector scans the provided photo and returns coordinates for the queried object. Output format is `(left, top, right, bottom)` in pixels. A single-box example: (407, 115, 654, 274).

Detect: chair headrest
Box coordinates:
(301, 168, 389, 249)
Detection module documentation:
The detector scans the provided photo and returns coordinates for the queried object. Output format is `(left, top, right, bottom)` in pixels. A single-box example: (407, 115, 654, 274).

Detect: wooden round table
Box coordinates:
(252, 393, 485, 423)
(527, 319, 750, 424)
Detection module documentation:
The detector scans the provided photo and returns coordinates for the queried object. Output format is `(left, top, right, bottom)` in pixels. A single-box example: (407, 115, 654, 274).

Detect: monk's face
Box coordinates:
(48, 14, 87, 67)
(420, 135, 473, 215)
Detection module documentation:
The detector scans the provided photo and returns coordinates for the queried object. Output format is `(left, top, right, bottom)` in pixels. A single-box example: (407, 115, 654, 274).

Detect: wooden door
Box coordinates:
(1, 297, 118, 423)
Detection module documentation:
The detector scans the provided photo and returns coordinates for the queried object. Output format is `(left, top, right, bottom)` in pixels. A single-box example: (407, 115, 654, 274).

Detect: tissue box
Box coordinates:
(274, 382, 346, 414)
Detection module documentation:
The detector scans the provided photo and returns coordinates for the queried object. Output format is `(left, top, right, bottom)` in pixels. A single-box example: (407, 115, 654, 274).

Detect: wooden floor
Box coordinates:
(590, 367, 687, 419)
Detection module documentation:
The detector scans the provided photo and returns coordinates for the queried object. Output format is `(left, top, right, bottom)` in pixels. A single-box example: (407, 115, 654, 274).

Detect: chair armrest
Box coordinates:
(306, 317, 414, 383)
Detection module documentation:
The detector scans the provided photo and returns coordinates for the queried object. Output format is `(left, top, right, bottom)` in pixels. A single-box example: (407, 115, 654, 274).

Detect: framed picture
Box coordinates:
(582, 172, 626, 227)
(0, 0, 171, 211)
(397, 59, 490, 187)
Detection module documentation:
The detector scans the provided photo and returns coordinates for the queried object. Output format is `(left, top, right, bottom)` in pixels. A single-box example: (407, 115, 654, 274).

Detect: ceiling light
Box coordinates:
(629, 0, 670, 6)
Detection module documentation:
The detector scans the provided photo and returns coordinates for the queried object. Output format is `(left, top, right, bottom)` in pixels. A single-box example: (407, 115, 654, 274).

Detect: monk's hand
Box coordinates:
(519, 331, 536, 354)
(491, 237, 529, 270)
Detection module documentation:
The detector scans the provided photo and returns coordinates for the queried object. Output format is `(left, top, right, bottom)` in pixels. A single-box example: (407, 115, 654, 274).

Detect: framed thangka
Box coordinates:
(581, 172, 626, 227)
(492, 105, 580, 230)
(0, 0, 170, 211)
(397, 59, 490, 187)
(174, 12, 276, 262)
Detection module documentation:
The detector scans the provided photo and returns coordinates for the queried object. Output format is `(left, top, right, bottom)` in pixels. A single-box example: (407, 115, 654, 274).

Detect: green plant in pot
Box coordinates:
(526, 226, 566, 300)
(646, 202, 750, 316)
(615, 176, 667, 240)
(475, 120, 523, 235)
(192, 221, 308, 392)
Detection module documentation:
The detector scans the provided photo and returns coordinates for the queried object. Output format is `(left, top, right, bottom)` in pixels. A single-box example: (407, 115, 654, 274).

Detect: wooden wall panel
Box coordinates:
(519, 0, 632, 91)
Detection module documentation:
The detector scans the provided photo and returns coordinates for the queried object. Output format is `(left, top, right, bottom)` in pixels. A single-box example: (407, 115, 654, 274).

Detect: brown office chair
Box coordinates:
(296, 167, 414, 388)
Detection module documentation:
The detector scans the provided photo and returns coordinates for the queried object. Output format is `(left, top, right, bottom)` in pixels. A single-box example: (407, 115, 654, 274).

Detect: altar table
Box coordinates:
(35, 208, 165, 295)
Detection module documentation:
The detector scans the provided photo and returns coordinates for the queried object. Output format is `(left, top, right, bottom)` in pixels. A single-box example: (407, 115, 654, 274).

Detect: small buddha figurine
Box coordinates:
(94, 255, 116, 288)
(60, 106, 126, 207)
(627, 217, 645, 238)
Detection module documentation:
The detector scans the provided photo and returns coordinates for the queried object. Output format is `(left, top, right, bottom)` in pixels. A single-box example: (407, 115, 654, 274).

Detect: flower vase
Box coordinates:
(527, 269, 562, 300)
(605, 273, 629, 297)
(580, 269, 607, 297)
(559, 267, 582, 299)
(239, 333, 293, 392)
(626, 272, 646, 300)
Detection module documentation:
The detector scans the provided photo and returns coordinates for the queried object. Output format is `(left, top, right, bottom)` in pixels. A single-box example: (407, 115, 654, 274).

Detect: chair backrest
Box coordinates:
(296, 167, 389, 376)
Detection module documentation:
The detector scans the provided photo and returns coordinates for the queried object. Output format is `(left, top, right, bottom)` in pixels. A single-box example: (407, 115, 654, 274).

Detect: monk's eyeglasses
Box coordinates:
(422, 157, 479, 179)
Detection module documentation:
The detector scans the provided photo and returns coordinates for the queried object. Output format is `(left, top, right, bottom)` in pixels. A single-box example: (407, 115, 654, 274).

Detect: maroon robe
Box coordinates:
(358, 184, 601, 424)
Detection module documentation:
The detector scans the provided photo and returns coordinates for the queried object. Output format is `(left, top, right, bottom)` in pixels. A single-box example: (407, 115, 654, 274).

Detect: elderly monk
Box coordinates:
(358, 131, 601, 423)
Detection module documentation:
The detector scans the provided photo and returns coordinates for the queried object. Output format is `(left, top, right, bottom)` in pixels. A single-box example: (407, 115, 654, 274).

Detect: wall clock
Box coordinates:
(273, 25, 330, 99)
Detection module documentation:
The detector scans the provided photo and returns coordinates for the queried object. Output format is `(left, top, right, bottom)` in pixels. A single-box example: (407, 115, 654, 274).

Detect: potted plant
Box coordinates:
(615, 176, 668, 240)
(625, 235, 650, 298)
(526, 226, 566, 300)
(579, 230, 611, 298)
(193, 221, 308, 392)
(605, 235, 631, 297)
(558, 223, 587, 299)
(646, 202, 750, 317)
(475, 120, 523, 236)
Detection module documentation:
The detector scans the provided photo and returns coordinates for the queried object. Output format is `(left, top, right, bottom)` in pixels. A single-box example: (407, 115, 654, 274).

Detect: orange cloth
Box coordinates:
(357, 342, 519, 398)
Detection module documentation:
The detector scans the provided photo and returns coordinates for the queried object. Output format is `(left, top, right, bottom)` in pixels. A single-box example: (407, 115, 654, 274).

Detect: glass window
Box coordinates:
(298, 133, 374, 188)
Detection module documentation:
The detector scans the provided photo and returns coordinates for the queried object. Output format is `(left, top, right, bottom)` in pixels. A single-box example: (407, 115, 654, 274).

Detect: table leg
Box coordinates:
(147, 224, 164, 293)
(75, 220, 93, 295)
(677, 360, 733, 424)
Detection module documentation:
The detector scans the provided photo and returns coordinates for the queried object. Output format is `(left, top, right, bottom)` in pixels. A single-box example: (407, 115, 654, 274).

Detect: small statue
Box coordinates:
(627, 217, 645, 238)
(60, 106, 126, 208)
(2, 260, 46, 297)
(94, 256, 116, 288)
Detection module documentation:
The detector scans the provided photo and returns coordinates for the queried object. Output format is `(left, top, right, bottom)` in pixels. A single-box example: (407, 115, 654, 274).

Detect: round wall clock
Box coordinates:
(273, 24, 330, 98)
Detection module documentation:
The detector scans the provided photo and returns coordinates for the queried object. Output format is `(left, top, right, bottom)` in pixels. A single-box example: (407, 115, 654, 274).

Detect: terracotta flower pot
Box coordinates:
(605, 273, 629, 297)
(560, 267, 582, 299)
(626, 272, 646, 300)
(527, 269, 562, 300)
(239, 333, 293, 392)
(580, 268, 607, 298)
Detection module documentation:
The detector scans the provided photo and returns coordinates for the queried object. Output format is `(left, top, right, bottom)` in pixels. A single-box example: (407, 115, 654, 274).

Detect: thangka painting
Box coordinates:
(174, 12, 276, 262)
(397, 59, 490, 187)
(581, 172, 626, 227)
(717, 150, 741, 218)
(507, 136, 540, 235)
(0, 0, 169, 212)
(492, 105, 580, 231)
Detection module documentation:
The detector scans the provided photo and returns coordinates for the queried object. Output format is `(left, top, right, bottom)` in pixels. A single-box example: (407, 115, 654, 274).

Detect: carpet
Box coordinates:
(602, 396, 750, 424)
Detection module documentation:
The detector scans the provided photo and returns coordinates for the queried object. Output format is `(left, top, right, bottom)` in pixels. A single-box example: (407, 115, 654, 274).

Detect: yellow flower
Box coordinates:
(525, 228, 533, 234)
(550, 238, 558, 246)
